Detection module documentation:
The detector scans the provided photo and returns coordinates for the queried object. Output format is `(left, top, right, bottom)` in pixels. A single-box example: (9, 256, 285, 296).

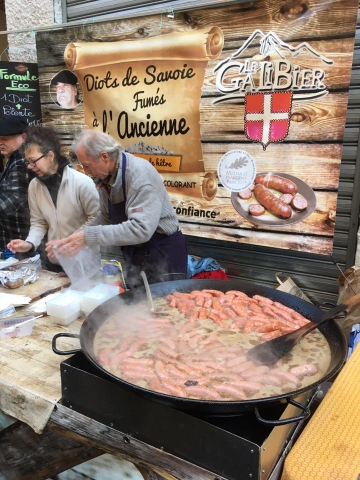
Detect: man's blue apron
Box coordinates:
(108, 154, 187, 288)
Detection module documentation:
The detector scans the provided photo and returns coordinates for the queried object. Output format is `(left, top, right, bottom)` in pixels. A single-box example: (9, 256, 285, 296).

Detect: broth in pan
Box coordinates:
(94, 289, 331, 401)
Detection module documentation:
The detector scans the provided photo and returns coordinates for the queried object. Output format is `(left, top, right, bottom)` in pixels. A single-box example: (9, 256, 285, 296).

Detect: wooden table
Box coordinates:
(0, 278, 222, 480)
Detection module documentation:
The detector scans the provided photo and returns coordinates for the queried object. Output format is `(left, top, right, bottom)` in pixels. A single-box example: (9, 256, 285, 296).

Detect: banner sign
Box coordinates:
(0, 61, 42, 126)
(36, 0, 358, 255)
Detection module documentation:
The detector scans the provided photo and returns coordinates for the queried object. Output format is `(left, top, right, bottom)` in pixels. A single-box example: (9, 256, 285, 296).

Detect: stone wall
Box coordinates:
(5, 0, 62, 62)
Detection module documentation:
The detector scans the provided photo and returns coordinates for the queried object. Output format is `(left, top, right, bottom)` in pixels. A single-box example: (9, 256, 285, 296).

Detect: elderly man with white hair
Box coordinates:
(46, 130, 187, 288)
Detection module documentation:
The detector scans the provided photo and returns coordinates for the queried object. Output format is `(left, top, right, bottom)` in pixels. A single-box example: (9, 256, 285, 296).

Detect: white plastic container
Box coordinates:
(81, 283, 119, 315)
(46, 289, 84, 325)
(0, 301, 15, 319)
(0, 317, 35, 339)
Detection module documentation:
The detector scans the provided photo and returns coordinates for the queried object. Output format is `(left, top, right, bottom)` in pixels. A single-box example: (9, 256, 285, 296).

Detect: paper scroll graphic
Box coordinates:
(64, 27, 224, 69)
(64, 26, 223, 199)
(160, 172, 218, 202)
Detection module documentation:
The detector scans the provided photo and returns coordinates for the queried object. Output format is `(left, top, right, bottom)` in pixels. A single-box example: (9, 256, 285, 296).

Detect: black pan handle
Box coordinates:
(52, 333, 81, 355)
(318, 301, 347, 320)
(254, 398, 310, 426)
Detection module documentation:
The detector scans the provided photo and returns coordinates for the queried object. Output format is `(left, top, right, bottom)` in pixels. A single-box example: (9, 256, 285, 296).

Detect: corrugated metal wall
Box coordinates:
(64, 0, 247, 22)
(64, 1, 360, 305)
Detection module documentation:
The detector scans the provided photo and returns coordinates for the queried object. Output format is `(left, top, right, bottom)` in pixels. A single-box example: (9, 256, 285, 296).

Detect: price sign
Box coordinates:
(0, 61, 42, 126)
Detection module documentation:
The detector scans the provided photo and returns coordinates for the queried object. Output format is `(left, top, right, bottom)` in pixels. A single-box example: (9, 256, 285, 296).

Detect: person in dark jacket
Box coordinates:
(0, 117, 34, 256)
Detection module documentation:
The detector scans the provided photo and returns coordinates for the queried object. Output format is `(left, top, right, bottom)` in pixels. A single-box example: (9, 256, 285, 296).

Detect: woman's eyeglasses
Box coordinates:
(24, 152, 47, 167)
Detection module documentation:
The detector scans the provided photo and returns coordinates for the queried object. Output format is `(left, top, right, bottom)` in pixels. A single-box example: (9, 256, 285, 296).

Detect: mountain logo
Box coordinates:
(214, 29, 333, 104)
(214, 29, 334, 148)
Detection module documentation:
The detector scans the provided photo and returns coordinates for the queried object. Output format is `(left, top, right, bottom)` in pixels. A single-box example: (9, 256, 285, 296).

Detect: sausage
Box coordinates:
(198, 307, 209, 319)
(180, 321, 194, 336)
(173, 292, 195, 299)
(214, 352, 238, 361)
(249, 302, 262, 314)
(97, 348, 112, 365)
(208, 311, 225, 327)
(260, 330, 282, 340)
(149, 377, 169, 395)
(225, 290, 250, 299)
(190, 290, 213, 299)
(120, 357, 154, 367)
(188, 334, 205, 349)
(227, 380, 262, 395)
(280, 193, 294, 205)
(243, 320, 255, 333)
(165, 363, 189, 380)
(230, 360, 256, 374)
(154, 360, 169, 381)
(212, 299, 223, 311)
(222, 307, 238, 319)
(195, 295, 205, 307)
(255, 322, 282, 333)
(213, 384, 246, 400)
(241, 365, 270, 379)
(253, 185, 292, 219)
(157, 337, 177, 350)
(252, 295, 273, 305)
(203, 297, 213, 308)
(270, 369, 302, 386)
(231, 303, 248, 317)
(183, 328, 207, 340)
(202, 289, 225, 297)
(289, 364, 318, 378)
(255, 174, 298, 194)
(291, 194, 308, 211)
(230, 317, 247, 329)
(238, 188, 252, 200)
(226, 355, 248, 368)
(219, 294, 235, 304)
(198, 332, 217, 347)
(157, 345, 179, 359)
(161, 379, 186, 397)
(185, 385, 221, 400)
(248, 204, 265, 216)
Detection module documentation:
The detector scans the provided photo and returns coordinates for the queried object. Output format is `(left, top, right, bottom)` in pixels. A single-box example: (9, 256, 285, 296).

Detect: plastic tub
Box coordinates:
(0, 317, 35, 339)
(81, 283, 119, 315)
(0, 302, 16, 319)
(46, 289, 84, 326)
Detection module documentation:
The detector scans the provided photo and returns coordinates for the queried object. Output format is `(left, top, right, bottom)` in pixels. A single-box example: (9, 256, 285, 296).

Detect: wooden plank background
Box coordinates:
(35, 0, 358, 257)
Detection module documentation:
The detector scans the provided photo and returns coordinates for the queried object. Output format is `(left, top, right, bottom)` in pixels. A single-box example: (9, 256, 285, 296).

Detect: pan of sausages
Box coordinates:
(52, 279, 346, 419)
(231, 172, 317, 227)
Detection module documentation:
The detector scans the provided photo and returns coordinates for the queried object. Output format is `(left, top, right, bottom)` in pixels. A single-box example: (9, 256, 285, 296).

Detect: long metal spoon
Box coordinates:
(140, 270, 156, 313)
(247, 292, 360, 365)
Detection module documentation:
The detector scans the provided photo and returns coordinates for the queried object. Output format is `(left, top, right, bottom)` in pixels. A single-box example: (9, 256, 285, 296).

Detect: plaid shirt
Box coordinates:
(0, 148, 35, 250)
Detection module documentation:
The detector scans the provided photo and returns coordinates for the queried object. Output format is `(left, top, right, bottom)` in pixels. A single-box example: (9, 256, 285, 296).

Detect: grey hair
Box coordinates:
(72, 130, 122, 162)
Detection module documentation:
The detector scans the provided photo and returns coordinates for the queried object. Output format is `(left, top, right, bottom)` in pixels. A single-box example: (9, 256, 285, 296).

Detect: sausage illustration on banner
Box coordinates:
(253, 184, 292, 220)
(231, 172, 317, 227)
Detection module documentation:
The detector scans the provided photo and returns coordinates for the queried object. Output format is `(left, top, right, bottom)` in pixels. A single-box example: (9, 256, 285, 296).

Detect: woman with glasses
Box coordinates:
(7, 125, 99, 272)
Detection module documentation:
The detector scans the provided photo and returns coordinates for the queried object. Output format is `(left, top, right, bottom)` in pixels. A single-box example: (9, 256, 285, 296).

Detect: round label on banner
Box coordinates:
(217, 150, 256, 192)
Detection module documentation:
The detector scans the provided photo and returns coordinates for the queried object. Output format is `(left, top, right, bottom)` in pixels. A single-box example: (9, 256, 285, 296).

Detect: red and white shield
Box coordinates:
(244, 91, 293, 150)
